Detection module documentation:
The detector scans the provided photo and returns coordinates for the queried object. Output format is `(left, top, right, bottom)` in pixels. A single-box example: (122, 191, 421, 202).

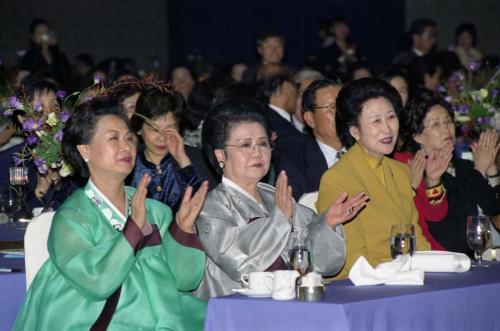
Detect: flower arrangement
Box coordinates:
(441, 62, 500, 133)
(4, 90, 73, 177)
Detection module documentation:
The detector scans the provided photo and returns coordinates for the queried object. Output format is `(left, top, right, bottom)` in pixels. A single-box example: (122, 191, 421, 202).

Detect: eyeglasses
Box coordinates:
(423, 118, 454, 130)
(314, 102, 336, 113)
(225, 140, 274, 153)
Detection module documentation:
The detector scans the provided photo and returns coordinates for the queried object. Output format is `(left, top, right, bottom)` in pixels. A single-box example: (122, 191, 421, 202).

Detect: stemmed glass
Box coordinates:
(466, 215, 492, 267)
(289, 232, 311, 276)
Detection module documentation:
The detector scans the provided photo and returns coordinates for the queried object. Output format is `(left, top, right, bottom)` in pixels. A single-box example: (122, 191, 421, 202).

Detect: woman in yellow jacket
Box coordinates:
(317, 78, 432, 279)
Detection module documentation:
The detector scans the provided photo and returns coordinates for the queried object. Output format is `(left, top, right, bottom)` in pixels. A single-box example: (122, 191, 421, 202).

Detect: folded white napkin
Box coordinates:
(349, 255, 424, 286)
(411, 251, 470, 272)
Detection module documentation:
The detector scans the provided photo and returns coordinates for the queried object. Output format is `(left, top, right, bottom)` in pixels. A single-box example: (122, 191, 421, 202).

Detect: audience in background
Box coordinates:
(274, 79, 344, 200)
(393, 18, 437, 68)
(242, 31, 286, 83)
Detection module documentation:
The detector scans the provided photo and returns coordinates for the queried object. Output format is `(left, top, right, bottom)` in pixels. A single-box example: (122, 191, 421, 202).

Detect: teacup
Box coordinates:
(272, 270, 300, 300)
(241, 272, 274, 294)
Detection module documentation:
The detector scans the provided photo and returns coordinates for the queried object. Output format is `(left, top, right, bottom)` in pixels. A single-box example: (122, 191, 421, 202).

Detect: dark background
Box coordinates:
(1, 0, 499, 78)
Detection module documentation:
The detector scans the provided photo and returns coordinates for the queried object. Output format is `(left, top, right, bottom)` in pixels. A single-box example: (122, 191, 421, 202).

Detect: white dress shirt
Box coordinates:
(269, 104, 292, 122)
(316, 139, 345, 168)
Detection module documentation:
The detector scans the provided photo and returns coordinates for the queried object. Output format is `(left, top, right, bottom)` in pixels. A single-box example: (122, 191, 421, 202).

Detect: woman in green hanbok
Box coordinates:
(14, 98, 209, 331)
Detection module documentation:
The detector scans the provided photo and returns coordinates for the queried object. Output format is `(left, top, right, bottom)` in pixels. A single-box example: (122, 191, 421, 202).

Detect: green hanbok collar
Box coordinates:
(84, 179, 130, 232)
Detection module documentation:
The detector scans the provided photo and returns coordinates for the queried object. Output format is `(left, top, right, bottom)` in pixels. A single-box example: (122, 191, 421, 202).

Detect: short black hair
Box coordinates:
(202, 100, 271, 176)
(378, 67, 409, 86)
(409, 18, 436, 36)
(408, 55, 440, 89)
(401, 90, 454, 153)
(302, 78, 341, 114)
(335, 77, 402, 148)
(62, 98, 129, 178)
(29, 19, 50, 35)
(130, 87, 186, 133)
(455, 22, 477, 47)
(257, 31, 285, 46)
(214, 82, 268, 109)
(255, 65, 293, 98)
(12, 78, 60, 129)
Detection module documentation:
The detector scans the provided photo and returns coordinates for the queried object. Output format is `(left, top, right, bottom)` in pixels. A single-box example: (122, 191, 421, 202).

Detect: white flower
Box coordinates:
(479, 88, 488, 100)
(46, 112, 59, 126)
(59, 160, 72, 177)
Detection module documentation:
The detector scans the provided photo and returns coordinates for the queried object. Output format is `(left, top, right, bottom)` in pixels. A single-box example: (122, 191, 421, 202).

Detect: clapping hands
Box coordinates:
(408, 144, 453, 189)
(275, 171, 294, 220)
(177, 181, 209, 233)
(324, 192, 369, 228)
(471, 129, 500, 177)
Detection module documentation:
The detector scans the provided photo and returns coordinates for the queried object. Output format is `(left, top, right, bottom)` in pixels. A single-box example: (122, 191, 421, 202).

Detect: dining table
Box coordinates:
(0, 223, 27, 331)
(205, 262, 500, 331)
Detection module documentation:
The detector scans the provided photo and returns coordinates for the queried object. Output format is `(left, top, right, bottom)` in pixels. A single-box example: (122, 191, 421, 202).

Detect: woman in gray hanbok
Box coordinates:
(194, 101, 368, 299)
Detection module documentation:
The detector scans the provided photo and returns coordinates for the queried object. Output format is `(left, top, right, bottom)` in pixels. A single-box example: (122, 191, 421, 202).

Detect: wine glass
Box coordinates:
(390, 224, 416, 258)
(289, 232, 311, 276)
(466, 215, 492, 267)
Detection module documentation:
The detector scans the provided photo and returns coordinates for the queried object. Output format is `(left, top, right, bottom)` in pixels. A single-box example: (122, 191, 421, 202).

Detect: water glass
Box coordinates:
(466, 215, 492, 267)
(390, 224, 416, 258)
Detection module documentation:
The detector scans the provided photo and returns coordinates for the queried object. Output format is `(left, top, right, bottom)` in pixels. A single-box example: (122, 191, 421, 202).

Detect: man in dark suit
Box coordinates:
(273, 79, 344, 201)
(393, 18, 437, 69)
(255, 64, 309, 155)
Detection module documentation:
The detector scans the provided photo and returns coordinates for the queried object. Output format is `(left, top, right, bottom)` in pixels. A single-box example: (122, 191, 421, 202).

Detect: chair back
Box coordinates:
(24, 211, 55, 289)
(298, 192, 319, 214)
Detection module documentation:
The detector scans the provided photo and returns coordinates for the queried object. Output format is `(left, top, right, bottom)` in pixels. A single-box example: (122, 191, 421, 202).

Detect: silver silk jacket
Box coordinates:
(193, 181, 346, 300)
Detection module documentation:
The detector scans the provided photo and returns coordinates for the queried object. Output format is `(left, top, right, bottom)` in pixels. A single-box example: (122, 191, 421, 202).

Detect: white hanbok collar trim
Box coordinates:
(222, 177, 264, 209)
(87, 179, 128, 224)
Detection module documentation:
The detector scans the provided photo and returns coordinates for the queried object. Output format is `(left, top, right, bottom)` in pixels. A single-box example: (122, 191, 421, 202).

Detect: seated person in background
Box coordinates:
(293, 69, 324, 133)
(400, 91, 500, 255)
(408, 55, 442, 93)
(107, 78, 143, 119)
(242, 31, 286, 84)
(273, 79, 344, 201)
(392, 18, 437, 69)
(194, 100, 368, 299)
(14, 98, 208, 331)
(317, 78, 431, 279)
(11, 78, 80, 211)
(453, 22, 482, 69)
(0, 113, 25, 187)
(256, 64, 309, 156)
(128, 87, 202, 212)
(0, 113, 23, 152)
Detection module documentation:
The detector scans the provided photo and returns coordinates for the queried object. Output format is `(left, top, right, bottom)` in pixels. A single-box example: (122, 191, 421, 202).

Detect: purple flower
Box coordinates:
(492, 89, 499, 99)
(33, 101, 43, 113)
(27, 134, 38, 146)
(12, 155, 22, 166)
(459, 104, 469, 114)
(37, 163, 48, 174)
(60, 111, 70, 123)
(8, 96, 23, 110)
(54, 130, 63, 143)
(56, 90, 67, 100)
(436, 85, 446, 93)
(84, 96, 92, 102)
(468, 61, 480, 72)
(450, 71, 465, 82)
(22, 118, 43, 132)
(488, 107, 497, 114)
(444, 96, 452, 102)
(3, 109, 13, 116)
(34, 157, 45, 168)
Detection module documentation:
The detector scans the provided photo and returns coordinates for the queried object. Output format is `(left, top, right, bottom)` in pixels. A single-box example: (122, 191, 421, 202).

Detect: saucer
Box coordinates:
(232, 288, 272, 298)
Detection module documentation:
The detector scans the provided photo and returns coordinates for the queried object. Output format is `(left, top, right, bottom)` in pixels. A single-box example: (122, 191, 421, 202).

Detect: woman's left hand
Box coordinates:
(164, 128, 192, 168)
(275, 171, 294, 220)
(425, 143, 453, 187)
(177, 181, 209, 233)
(324, 191, 369, 228)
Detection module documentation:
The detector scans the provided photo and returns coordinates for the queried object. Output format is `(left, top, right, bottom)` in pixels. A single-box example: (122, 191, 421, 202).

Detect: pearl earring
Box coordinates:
(218, 160, 225, 169)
